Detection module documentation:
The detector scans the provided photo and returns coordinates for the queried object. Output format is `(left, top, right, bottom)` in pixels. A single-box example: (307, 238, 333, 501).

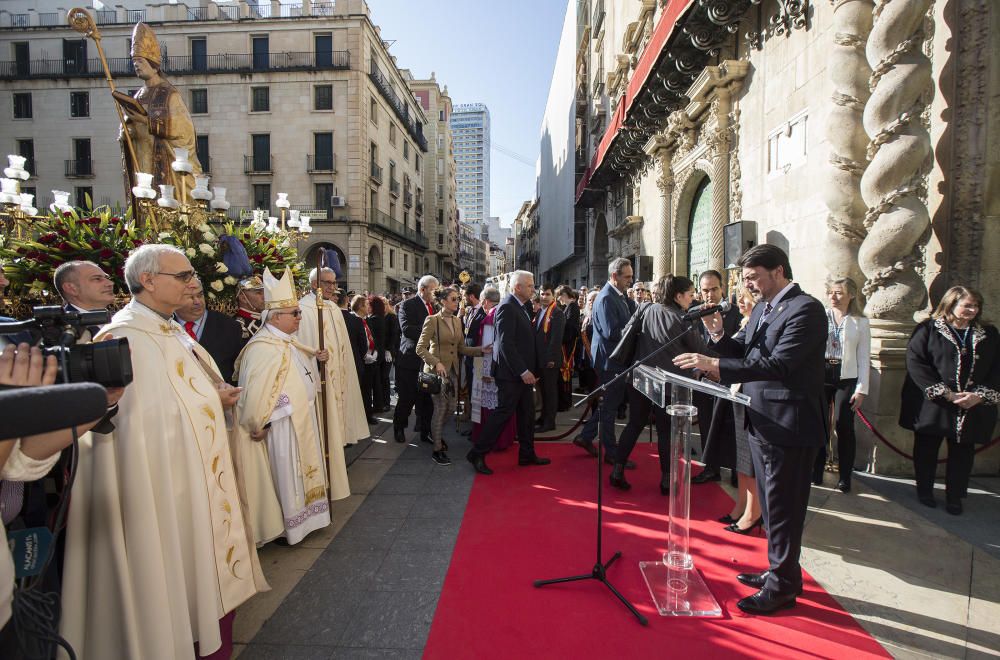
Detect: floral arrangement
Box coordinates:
(1, 202, 305, 306)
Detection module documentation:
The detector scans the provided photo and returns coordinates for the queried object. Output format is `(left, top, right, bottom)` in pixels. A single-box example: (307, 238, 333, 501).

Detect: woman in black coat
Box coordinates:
(900, 286, 999, 515)
(368, 295, 391, 413)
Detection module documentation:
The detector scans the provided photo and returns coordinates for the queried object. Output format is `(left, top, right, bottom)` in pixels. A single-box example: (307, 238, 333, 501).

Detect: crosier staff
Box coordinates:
(316, 250, 332, 503)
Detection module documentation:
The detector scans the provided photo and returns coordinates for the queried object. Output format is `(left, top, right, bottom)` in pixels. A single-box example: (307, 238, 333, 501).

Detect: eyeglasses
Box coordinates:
(273, 309, 302, 318)
(157, 270, 196, 283)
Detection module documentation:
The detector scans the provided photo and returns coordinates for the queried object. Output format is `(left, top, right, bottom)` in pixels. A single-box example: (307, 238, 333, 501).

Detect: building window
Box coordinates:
(389, 249, 395, 268)
(389, 123, 397, 145)
(251, 86, 270, 112)
(195, 135, 210, 172)
(439, 110, 445, 121)
(438, 233, 444, 247)
(190, 37, 207, 71)
(190, 89, 208, 114)
(437, 209, 443, 225)
(69, 91, 90, 118)
(403, 141, 409, 161)
(415, 155, 420, 172)
(253, 183, 271, 211)
(16, 139, 34, 173)
(370, 97, 378, 124)
(437, 158, 444, 175)
(74, 186, 93, 208)
(389, 202, 396, 220)
(251, 134, 271, 171)
(315, 183, 333, 215)
(13, 93, 32, 119)
(314, 84, 333, 111)
(251, 35, 269, 70)
(314, 33, 332, 67)
(313, 132, 333, 170)
(404, 254, 409, 271)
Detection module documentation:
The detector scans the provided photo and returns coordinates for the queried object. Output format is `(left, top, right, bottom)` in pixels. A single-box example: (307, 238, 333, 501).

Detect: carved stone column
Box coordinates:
(822, 0, 874, 293)
(707, 88, 733, 274)
(645, 133, 676, 279)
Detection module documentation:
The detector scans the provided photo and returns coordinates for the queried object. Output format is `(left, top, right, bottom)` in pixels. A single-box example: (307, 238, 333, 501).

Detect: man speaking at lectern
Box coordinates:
(674, 244, 826, 615)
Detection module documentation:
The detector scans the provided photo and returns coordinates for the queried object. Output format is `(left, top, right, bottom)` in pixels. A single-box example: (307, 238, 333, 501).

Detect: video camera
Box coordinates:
(0, 306, 133, 388)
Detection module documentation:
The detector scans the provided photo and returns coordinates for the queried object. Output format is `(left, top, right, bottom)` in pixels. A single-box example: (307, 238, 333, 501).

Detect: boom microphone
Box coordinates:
(0, 382, 108, 441)
(682, 299, 732, 321)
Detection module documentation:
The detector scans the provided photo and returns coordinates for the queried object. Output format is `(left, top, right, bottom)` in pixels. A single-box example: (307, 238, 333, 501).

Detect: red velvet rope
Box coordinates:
(855, 409, 1000, 464)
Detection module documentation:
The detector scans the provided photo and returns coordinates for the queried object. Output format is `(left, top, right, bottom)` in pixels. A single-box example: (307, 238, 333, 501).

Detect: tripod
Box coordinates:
(533, 323, 697, 625)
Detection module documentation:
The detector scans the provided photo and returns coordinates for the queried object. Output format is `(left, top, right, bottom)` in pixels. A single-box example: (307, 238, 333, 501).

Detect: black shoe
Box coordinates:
(692, 469, 721, 484)
(609, 464, 631, 491)
(518, 455, 551, 466)
(603, 455, 635, 469)
(737, 588, 797, 615)
(367, 416, 379, 425)
(466, 451, 493, 475)
(725, 517, 764, 535)
(918, 495, 937, 508)
(836, 479, 851, 493)
(420, 433, 433, 444)
(272, 537, 290, 547)
(393, 426, 406, 443)
(945, 500, 963, 515)
(572, 437, 598, 457)
(737, 571, 803, 595)
(812, 475, 824, 486)
(718, 514, 737, 525)
(660, 477, 670, 496)
(431, 451, 452, 466)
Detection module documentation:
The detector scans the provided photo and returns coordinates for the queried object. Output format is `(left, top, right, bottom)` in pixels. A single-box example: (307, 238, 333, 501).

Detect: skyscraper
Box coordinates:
(450, 103, 491, 226)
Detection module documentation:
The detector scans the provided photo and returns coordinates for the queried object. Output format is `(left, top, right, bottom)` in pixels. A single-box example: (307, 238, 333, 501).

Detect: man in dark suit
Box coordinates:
(173, 279, 244, 382)
(392, 275, 438, 443)
(675, 245, 826, 615)
(573, 258, 635, 464)
(691, 269, 744, 484)
(557, 285, 580, 411)
(467, 271, 551, 474)
(337, 291, 368, 375)
(535, 285, 566, 432)
(53, 260, 116, 337)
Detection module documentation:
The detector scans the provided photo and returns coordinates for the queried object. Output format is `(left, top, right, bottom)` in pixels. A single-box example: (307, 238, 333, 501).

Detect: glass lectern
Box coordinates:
(633, 364, 750, 617)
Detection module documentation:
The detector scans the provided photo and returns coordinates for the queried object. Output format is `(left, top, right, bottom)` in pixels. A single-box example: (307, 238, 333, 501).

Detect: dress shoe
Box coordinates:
(431, 451, 452, 466)
(466, 452, 493, 475)
(603, 455, 635, 469)
(718, 514, 737, 525)
(572, 437, 598, 457)
(725, 517, 763, 535)
(945, 500, 963, 515)
(736, 571, 803, 596)
(518, 455, 551, 466)
(811, 475, 824, 486)
(393, 426, 406, 443)
(918, 494, 937, 508)
(660, 477, 670, 496)
(737, 588, 797, 615)
(609, 464, 631, 491)
(691, 469, 721, 484)
(836, 479, 851, 493)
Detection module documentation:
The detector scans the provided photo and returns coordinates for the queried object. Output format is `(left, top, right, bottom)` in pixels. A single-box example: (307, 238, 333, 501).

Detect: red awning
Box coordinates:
(576, 0, 695, 203)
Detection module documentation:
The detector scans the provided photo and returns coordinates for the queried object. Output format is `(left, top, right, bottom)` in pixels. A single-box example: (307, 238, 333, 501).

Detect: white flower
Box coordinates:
(224, 275, 237, 285)
(198, 224, 211, 233)
(202, 231, 216, 241)
(158, 231, 173, 239)
(198, 243, 215, 256)
(215, 262, 228, 273)
(208, 292, 217, 300)
(210, 280, 224, 292)
(185, 248, 196, 258)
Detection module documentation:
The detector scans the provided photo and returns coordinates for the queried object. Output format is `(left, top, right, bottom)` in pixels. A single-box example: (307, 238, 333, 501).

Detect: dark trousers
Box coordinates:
(472, 377, 536, 460)
(539, 366, 559, 427)
(393, 365, 432, 434)
(913, 433, 976, 503)
(813, 377, 858, 481)
(359, 363, 376, 417)
(750, 433, 818, 596)
(694, 391, 715, 466)
(617, 385, 671, 474)
(579, 367, 626, 455)
(374, 360, 391, 411)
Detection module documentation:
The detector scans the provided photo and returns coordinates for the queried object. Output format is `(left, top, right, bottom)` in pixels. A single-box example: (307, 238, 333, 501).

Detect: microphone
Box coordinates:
(682, 300, 732, 321)
(0, 382, 108, 441)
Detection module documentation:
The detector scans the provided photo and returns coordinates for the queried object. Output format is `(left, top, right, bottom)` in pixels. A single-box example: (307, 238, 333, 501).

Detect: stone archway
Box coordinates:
(591, 212, 609, 283)
(367, 245, 382, 293)
(303, 241, 347, 287)
(671, 161, 713, 278)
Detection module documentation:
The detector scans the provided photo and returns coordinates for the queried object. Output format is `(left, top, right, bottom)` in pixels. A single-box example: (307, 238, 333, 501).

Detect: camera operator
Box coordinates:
(0, 343, 107, 644)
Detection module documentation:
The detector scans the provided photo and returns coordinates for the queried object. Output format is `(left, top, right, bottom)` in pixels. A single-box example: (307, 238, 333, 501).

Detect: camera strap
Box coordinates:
(7, 526, 54, 578)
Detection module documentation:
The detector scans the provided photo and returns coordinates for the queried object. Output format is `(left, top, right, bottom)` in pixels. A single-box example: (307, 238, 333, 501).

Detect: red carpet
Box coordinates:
(424, 445, 888, 659)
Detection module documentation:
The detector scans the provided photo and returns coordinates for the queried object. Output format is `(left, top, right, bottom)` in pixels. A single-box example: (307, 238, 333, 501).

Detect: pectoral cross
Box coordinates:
(304, 367, 314, 383)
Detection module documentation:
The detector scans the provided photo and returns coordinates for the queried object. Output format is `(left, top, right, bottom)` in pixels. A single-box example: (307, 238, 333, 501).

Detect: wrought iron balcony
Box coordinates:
(370, 162, 383, 184)
(369, 62, 428, 152)
(368, 208, 429, 249)
(404, 190, 415, 207)
(0, 50, 350, 81)
(592, 0, 605, 35)
(389, 178, 400, 197)
(307, 154, 336, 173)
(125, 9, 146, 23)
(414, 199, 423, 215)
(244, 154, 273, 174)
(65, 159, 94, 178)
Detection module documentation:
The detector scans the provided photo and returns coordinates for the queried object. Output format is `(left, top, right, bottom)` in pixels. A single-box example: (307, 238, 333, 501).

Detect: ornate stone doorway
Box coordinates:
(687, 176, 713, 280)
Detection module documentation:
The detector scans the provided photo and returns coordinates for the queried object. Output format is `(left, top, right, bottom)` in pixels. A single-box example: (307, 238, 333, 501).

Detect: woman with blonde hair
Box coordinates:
(900, 286, 998, 514)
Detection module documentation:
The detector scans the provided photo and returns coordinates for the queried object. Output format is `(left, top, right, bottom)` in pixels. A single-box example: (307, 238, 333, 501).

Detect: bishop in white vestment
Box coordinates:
(234, 268, 336, 545)
(60, 245, 267, 660)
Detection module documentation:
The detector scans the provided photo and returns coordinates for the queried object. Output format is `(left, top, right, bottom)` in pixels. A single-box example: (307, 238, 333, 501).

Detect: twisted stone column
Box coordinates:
(823, 0, 874, 291)
(708, 91, 733, 274)
(858, 0, 933, 320)
(655, 156, 675, 278)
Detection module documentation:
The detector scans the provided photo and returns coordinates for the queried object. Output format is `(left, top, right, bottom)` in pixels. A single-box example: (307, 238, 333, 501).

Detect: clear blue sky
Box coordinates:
(368, 0, 568, 227)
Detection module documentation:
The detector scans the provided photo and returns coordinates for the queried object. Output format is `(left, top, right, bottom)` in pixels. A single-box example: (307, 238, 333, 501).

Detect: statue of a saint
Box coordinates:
(119, 22, 201, 204)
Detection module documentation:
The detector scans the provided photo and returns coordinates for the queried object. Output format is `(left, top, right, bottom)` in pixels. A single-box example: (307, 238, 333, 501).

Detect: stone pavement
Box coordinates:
(233, 403, 1000, 659)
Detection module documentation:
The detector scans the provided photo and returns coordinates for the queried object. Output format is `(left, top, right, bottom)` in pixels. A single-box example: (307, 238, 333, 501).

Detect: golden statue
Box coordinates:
(118, 23, 201, 204)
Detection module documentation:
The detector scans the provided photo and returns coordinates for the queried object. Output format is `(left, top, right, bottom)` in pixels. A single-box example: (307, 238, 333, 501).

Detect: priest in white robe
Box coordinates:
(299, 267, 369, 494)
(60, 244, 267, 660)
(235, 267, 339, 546)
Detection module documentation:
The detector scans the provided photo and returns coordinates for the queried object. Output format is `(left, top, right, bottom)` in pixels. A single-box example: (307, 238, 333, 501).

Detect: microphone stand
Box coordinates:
(533, 320, 701, 625)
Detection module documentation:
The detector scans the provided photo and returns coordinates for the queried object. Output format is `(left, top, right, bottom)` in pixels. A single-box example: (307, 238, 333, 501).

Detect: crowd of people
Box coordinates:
(0, 239, 996, 657)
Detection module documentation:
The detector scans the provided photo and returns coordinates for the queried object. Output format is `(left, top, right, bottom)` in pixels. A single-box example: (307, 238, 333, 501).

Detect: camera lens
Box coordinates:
(63, 338, 134, 388)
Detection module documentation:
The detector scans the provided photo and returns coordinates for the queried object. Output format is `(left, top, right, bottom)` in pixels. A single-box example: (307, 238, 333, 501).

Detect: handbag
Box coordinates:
(417, 315, 443, 395)
(609, 301, 651, 366)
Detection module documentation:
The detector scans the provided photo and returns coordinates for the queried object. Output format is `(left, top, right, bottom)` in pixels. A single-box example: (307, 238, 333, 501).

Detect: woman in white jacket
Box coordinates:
(813, 278, 870, 492)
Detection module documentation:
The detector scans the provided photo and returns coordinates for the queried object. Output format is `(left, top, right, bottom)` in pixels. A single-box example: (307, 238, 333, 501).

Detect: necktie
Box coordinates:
(426, 302, 434, 316)
(756, 302, 773, 332)
(362, 319, 375, 351)
(184, 320, 198, 341)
